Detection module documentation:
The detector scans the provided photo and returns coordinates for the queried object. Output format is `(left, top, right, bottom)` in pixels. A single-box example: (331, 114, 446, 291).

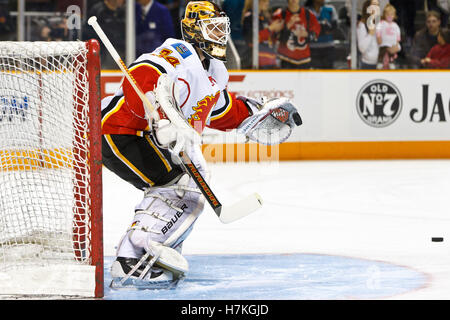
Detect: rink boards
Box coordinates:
(100, 70, 450, 161)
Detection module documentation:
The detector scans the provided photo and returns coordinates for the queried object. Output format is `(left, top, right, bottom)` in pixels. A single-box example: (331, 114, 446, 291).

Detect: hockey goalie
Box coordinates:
(100, 1, 302, 289)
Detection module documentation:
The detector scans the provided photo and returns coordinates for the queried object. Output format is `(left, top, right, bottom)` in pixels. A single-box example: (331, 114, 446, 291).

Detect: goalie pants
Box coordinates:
(102, 133, 185, 190)
(102, 133, 208, 259)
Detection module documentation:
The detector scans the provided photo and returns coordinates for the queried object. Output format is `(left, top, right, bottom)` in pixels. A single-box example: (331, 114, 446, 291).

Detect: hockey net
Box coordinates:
(0, 40, 103, 298)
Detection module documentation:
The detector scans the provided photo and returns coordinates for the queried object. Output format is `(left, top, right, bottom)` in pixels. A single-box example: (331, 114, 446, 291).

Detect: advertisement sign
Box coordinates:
(225, 71, 450, 142)
(100, 70, 450, 159)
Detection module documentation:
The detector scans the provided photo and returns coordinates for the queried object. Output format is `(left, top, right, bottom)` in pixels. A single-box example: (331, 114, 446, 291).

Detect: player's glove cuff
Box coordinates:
(237, 96, 268, 116)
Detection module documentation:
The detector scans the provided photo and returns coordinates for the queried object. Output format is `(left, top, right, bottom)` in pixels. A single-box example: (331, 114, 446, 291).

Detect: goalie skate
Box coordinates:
(110, 257, 183, 290)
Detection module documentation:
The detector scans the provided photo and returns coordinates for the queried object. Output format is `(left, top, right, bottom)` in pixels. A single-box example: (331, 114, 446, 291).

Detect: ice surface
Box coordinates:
(104, 254, 427, 300)
(103, 160, 450, 299)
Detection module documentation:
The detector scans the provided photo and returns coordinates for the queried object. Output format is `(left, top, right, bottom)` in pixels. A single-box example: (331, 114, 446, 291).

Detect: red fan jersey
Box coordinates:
(273, 7, 321, 65)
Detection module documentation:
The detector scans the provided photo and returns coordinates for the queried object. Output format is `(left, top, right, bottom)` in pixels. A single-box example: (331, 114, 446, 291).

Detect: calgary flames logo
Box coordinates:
(188, 91, 220, 132)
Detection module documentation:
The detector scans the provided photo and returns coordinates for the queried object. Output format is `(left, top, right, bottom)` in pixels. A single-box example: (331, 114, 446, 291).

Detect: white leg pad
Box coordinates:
(149, 241, 189, 277)
(114, 145, 208, 277)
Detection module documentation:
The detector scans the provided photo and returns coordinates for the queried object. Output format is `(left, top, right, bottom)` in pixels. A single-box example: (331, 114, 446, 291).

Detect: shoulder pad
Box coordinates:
(150, 39, 202, 70)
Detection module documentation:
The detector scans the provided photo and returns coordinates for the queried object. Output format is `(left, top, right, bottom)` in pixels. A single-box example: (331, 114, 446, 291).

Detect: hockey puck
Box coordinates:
(293, 112, 302, 126)
(431, 237, 444, 242)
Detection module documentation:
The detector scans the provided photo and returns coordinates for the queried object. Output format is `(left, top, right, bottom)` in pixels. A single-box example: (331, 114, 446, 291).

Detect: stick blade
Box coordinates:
(218, 193, 263, 224)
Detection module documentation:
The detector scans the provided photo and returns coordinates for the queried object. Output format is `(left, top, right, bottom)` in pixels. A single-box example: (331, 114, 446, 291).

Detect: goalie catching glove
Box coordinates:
(237, 97, 302, 145)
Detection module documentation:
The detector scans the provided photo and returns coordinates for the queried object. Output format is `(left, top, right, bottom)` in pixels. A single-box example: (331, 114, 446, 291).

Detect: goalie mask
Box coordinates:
(181, 1, 230, 61)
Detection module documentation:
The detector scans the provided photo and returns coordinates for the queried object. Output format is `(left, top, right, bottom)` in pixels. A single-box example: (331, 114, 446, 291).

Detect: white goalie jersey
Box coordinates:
(101, 38, 252, 137)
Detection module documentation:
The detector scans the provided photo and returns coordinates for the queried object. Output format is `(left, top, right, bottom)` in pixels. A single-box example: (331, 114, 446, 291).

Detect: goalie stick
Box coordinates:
(87, 16, 263, 224)
(178, 151, 262, 223)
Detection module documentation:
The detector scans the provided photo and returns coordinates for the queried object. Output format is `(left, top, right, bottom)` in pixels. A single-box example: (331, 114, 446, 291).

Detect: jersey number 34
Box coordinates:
(155, 49, 180, 68)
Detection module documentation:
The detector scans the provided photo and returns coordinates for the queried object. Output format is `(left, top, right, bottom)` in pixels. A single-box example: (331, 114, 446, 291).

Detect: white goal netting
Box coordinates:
(0, 41, 100, 297)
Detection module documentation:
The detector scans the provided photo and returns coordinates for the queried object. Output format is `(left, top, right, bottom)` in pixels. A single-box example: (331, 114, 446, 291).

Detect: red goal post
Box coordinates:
(0, 39, 103, 298)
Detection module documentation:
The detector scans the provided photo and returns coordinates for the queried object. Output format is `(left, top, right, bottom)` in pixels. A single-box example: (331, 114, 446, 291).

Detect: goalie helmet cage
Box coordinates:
(0, 40, 103, 298)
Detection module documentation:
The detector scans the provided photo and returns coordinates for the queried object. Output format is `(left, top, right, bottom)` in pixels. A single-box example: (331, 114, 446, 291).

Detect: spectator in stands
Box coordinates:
(158, 0, 182, 38)
(38, 17, 69, 41)
(223, 0, 247, 59)
(421, 28, 450, 68)
(85, 0, 126, 69)
(425, 0, 449, 27)
(272, 0, 321, 69)
(376, 4, 401, 69)
(241, 0, 284, 69)
(345, 0, 390, 20)
(135, 0, 175, 56)
(0, 0, 14, 41)
(390, 0, 418, 48)
(25, 0, 55, 11)
(407, 10, 442, 68)
(305, 0, 339, 69)
(55, 0, 84, 13)
(39, 25, 53, 41)
(356, 0, 380, 69)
